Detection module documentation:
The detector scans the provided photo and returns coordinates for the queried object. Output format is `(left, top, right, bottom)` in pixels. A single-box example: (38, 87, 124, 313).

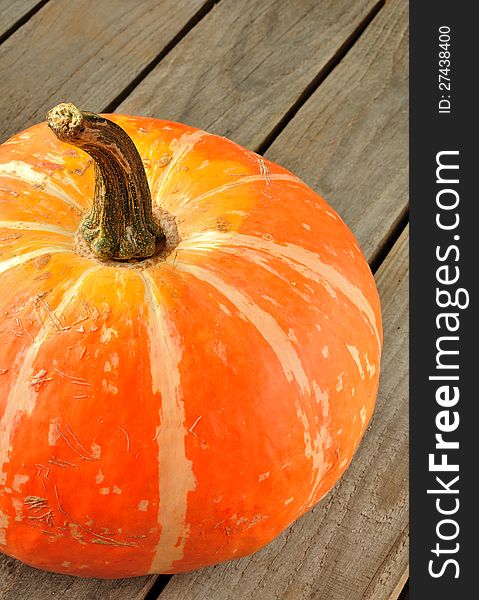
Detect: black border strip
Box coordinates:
(410, 1, 475, 596)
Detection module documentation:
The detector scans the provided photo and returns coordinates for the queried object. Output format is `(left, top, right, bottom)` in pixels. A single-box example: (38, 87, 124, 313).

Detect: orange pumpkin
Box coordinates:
(0, 104, 382, 578)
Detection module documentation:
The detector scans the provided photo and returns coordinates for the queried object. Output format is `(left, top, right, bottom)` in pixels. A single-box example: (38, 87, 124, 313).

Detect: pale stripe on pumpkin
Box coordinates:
(180, 242, 375, 510)
(0, 247, 72, 276)
(0, 266, 100, 501)
(180, 231, 381, 348)
(0, 221, 74, 237)
(152, 130, 207, 204)
(346, 345, 366, 380)
(178, 263, 317, 465)
(0, 160, 84, 212)
(179, 263, 310, 395)
(141, 272, 196, 573)
(173, 173, 303, 217)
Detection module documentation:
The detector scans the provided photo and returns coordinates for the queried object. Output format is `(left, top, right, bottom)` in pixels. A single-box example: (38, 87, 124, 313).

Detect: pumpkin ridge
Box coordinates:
(154, 130, 208, 206)
(0, 160, 86, 213)
(181, 231, 381, 348)
(178, 244, 313, 307)
(140, 271, 196, 573)
(0, 247, 72, 276)
(177, 263, 316, 449)
(173, 173, 303, 220)
(176, 262, 328, 516)
(179, 242, 355, 353)
(0, 221, 74, 237)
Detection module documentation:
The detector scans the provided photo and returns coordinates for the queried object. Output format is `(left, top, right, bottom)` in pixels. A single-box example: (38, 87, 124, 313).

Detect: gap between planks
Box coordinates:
(0, 0, 219, 141)
(370, 208, 409, 275)
(117, 0, 385, 150)
(102, 0, 222, 114)
(0, 0, 49, 45)
(255, 0, 386, 155)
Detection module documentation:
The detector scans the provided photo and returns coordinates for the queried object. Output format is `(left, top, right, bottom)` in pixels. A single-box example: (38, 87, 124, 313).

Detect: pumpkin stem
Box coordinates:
(47, 103, 164, 260)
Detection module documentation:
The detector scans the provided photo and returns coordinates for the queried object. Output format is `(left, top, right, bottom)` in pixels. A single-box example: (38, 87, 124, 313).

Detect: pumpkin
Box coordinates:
(0, 104, 382, 578)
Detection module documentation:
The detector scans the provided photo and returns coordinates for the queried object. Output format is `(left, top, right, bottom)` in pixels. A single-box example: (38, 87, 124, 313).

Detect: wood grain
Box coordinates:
(158, 225, 408, 600)
(0, 553, 159, 600)
(266, 0, 408, 266)
(0, 0, 211, 141)
(0, 0, 42, 36)
(118, 0, 382, 149)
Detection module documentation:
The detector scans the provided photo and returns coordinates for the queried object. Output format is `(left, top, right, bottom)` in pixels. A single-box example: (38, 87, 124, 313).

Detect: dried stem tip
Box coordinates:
(47, 103, 84, 139)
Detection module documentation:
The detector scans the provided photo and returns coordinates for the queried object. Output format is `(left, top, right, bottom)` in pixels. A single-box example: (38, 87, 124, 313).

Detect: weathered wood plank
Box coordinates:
(0, 0, 212, 141)
(0, 554, 158, 600)
(158, 222, 408, 600)
(266, 0, 408, 266)
(388, 570, 409, 600)
(118, 0, 382, 149)
(0, 0, 42, 37)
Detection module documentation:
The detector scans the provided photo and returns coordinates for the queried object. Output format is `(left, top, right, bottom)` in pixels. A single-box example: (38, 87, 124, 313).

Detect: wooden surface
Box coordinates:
(1, 0, 212, 140)
(0, 0, 409, 598)
(0, 0, 41, 37)
(118, 0, 382, 149)
(266, 0, 408, 265)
